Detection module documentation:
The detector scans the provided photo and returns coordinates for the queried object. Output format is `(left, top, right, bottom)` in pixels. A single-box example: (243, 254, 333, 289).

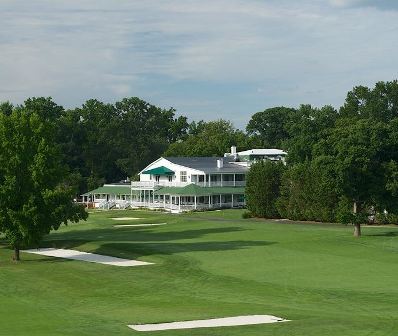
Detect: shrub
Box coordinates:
(242, 211, 253, 219)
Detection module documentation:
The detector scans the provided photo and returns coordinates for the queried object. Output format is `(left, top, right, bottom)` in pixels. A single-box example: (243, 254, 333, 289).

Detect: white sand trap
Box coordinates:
(128, 315, 289, 332)
(23, 248, 153, 267)
(111, 217, 142, 221)
(114, 223, 167, 228)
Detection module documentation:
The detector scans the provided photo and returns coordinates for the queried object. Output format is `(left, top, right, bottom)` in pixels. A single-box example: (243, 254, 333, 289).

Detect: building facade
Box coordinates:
(82, 147, 286, 212)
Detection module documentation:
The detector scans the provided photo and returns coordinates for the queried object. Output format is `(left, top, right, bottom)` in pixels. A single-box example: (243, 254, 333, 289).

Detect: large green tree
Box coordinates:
(0, 104, 87, 260)
(246, 106, 295, 148)
(164, 119, 252, 157)
(58, 97, 189, 192)
(245, 161, 285, 218)
(277, 157, 339, 222)
(284, 104, 338, 164)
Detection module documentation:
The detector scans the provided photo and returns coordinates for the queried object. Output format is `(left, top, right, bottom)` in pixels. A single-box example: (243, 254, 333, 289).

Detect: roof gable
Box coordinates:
(164, 157, 248, 173)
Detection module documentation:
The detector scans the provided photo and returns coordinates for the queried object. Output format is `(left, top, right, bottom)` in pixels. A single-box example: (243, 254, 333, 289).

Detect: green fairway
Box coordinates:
(1, 210, 398, 335)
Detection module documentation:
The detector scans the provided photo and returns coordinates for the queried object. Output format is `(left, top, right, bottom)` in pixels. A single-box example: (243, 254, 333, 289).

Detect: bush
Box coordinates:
(242, 211, 253, 219)
(374, 212, 398, 225)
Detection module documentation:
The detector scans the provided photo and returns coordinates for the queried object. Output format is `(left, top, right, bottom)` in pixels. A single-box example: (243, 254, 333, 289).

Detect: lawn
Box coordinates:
(1, 209, 398, 335)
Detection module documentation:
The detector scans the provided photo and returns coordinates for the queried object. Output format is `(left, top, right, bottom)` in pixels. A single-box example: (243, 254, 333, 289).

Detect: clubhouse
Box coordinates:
(82, 147, 286, 213)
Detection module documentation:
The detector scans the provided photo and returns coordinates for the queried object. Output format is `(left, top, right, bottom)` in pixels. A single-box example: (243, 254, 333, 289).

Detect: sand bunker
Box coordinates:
(23, 248, 152, 267)
(111, 217, 142, 221)
(128, 315, 289, 331)
(113, 223, 167, 228)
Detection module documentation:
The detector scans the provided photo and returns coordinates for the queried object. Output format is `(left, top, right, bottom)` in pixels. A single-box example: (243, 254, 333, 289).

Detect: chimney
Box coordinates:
(231, 146, 237, 155)
(217, 159, 223, 168)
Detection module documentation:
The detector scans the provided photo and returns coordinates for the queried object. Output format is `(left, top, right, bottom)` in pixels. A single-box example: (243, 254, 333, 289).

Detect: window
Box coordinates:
(180, 171, 187, 182)
(168, 175, 173, 182)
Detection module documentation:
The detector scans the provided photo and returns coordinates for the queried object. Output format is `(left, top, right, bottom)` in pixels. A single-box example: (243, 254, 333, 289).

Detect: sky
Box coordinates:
(1, 0, 397, 128)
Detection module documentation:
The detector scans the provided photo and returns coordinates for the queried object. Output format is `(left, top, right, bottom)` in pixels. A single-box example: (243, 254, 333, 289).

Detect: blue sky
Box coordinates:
(1, 0, 397, 128)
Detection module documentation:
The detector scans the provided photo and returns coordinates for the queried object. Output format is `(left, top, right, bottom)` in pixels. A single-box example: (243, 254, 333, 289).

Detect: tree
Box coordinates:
(326, 119, 389, 236)
(0, 101, 13, 116)
(0, 105, 87, 260)
(284, 105, 338, 164)
(60, 97, 188, 193)
(246, 106, 295, 148)
(339, 81, 398, 122)
(277, 157, 339, 222)
(164, 120, 251, 157)
(245, 161, 285, 218)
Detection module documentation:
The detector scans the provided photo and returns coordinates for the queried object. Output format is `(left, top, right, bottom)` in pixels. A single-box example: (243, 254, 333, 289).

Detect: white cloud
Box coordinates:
(0, 0, 397, 126)
(329, 0, 362, 7)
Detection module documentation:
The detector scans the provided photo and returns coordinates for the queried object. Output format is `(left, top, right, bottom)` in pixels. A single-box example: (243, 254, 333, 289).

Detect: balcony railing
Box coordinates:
(131, 180, 246, 189)
(131, 181, 191, 189)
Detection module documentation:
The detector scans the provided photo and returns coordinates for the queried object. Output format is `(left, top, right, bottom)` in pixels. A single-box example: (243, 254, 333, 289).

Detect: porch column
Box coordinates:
(164, 195, 166, 208)
(221, 174, 223, 187)
(179, 196, 181, 212)
(233, 174, 236, 186)
(231, 194, 234, 208)
(219, 194, 222, 207)
(194, 195, 197, 210)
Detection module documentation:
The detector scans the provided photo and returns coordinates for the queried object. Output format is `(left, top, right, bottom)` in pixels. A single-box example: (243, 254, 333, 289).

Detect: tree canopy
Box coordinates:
(245, 80, 398, 236)
(164, 119, 253, 157)
(0, 103, 87, 260)
(2, 80, 398, 239)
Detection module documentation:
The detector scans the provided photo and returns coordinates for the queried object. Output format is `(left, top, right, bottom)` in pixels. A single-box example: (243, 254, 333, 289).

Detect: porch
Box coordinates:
(131, 173, 246, 189)
(153, 184, 246, 213)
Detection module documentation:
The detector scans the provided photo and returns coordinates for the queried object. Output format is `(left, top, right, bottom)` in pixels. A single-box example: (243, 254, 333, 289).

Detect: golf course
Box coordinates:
(1, 209, 398, 335)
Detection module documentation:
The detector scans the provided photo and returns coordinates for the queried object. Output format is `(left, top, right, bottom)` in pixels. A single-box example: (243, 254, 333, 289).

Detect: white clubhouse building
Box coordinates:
(82, 147, 286, 213)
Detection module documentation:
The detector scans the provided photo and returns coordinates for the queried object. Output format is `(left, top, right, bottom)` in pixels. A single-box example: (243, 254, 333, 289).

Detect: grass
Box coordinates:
(1, 209, 398, 335)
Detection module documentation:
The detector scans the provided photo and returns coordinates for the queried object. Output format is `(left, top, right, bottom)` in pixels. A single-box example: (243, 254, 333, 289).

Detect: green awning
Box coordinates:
(142, 166, 175, 175)
(82, 185, 135, 196)
(154, 184, 245, 196)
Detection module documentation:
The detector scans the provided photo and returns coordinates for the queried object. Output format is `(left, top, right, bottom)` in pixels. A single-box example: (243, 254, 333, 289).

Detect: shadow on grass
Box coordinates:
(4, 225, 275, 263)
(34, 226, 274, 260)
(91, 240, 275, 259)
(19, 239, 274, 264)
(46, 226, 248, 244)
(21, 255, 74, 263)
(366, 231, 398, 237)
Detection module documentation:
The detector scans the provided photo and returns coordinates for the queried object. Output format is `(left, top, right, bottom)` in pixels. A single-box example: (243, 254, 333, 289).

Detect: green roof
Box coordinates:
(142, 166, 175, 175)
(154, 184, 245, 196)
(82, 185, 134, 196)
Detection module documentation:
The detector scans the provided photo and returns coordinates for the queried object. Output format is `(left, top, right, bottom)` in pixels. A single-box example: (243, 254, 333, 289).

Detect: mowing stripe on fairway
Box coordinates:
(111, 217, 142, 220)
(113, 223, 167, 228)
(23, 248, 153, 267)
(128, 315, 289, 331)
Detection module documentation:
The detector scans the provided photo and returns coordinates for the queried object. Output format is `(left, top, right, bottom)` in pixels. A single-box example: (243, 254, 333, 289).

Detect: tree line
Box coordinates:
(245, 80, 398, 236)
(1, 80, 398, 254)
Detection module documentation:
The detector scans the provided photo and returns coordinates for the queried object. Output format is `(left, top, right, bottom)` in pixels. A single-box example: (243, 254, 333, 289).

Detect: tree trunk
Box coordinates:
(353, 223, 361, 237)
(353, 201, 361, 238)
(13, 247, 20, 261)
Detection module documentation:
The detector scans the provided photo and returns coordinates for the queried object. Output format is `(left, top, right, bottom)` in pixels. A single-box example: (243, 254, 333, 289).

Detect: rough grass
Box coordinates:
(1, 209, 398, 335)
